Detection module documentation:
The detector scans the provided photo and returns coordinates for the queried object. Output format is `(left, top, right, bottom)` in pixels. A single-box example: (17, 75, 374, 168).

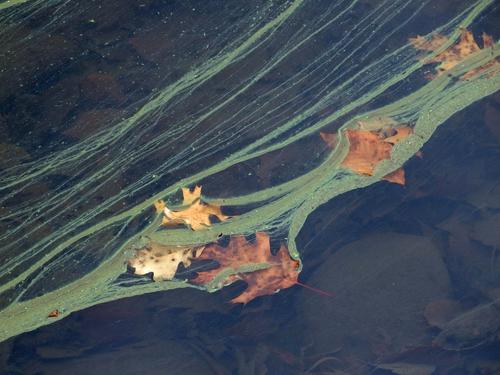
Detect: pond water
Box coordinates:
(0, 0, 499, 374)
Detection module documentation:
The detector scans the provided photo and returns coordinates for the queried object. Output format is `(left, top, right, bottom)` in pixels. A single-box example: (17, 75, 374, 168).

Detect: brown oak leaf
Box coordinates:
(155, 185, 229, 230)
(322, 125, 415, 185)
(191, 232, 300, 304)
(410, 29, 498, 79)
(128, 241, 204, 281)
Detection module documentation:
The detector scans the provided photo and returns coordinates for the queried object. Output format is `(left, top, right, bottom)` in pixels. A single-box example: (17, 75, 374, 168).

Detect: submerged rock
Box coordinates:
(297, 232, 451, 354)
(432, 301, 500, 350)
(424, 299, 462, 329)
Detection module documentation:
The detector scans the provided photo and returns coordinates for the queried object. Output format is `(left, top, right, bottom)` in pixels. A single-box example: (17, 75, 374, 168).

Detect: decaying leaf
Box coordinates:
(410, 29, 498, 79)
(155, 185, 229, 230)
(409, 34, 449, 52)
(191, 232, 300, 304)
(322, 124, 415, 185)
(128, 241, 204, 281)
(342, 129, 400, 179)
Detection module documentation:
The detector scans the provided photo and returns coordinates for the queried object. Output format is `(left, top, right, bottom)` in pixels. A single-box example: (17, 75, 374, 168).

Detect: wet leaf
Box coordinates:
(128, 242, 204, 281)
(408, 34, 449, 52)
(322, 125, 415, 185)
(191, 232, 300, 304)
(156, 185, 229, 230)
(180, 185, 203, 205)
(410, 29, 498, 79)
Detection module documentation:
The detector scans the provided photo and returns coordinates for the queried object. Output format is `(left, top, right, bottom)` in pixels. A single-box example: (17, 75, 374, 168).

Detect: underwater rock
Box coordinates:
(297, 232, 451, 354)
(484, 98, 500, 145)
(432, 301, 500, 350)
(377, 362, 436, 375)
(470, 212, 500, 248)
(424, 299, 462, 329)
(15, 338, 215, 375)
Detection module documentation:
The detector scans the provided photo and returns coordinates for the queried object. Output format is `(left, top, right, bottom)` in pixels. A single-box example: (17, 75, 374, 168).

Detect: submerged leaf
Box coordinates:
(410, 29, 498, 79)
(342, 129, 394, 176)
(191, 232, 300, 304)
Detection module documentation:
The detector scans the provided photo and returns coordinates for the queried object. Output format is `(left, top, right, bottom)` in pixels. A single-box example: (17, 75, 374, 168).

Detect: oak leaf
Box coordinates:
(321, 125, 415, 185)
(128, 241, 204, 281)
(155, 186, 229, 230)
(191, 232, 300, 304)
(180, 185, 202, 205)
(410, 29, 498, 79)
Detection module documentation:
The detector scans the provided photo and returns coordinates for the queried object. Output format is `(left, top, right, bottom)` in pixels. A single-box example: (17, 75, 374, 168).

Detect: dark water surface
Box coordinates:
(1, 0, 500, 374)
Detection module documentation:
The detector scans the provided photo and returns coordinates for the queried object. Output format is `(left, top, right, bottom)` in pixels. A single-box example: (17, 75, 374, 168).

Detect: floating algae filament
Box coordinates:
(0, 0, 499, 341)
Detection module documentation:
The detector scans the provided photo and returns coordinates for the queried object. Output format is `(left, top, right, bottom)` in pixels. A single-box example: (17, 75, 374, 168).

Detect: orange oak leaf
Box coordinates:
(321, 125, 415, 185)
(409, 34, 449, 52)
(342, 129, 395, 176)
(410, 29, 498, 79)
(155, 186, 229, 230)
(346, 127, 414, 185)
(154, 199, 165, 213)
(191, 232, 300, 304)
